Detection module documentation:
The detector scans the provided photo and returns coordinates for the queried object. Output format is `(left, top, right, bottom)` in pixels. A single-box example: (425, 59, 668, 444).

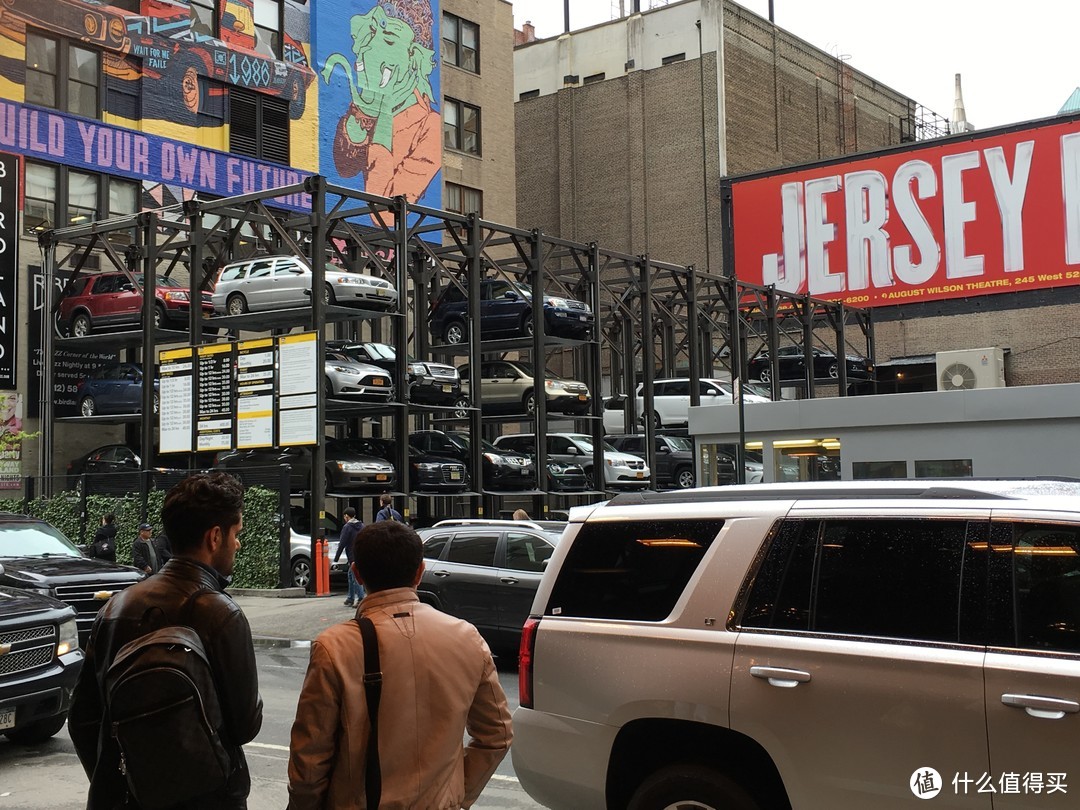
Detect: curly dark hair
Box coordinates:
(352, 521, 423, 592)
(161, 472, 244, 554)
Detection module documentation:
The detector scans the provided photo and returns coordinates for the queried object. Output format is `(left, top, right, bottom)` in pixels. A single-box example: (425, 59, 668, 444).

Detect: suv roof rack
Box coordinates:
(605, 479, 1080, 506)
(432, 518, 562, 532)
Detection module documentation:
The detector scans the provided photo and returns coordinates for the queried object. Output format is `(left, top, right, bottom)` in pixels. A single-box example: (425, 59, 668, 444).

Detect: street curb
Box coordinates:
(227, 586, 307, 598)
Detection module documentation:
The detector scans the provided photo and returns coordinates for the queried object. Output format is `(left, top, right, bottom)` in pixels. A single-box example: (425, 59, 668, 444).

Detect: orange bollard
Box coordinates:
(320, 537, 331, 595)
(314, 538, 325, 596)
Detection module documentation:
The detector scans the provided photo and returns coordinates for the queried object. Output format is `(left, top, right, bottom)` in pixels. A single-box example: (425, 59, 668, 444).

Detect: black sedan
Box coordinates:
(326, 341, 463, 406)
(409, 430, 536, 492)
(416, 520, 564, 654)
(214, 440, 396, 494)
(748, 345, 873, 384)
(341, 437, 469, 494)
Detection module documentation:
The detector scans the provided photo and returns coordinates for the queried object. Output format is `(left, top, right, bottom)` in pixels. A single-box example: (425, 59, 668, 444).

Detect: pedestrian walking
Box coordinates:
(334, 506, 365, 607)
(70, 472, 263, 810)
(132, 521, 171, 575)
(287, 520, 512, 809)
(89, 513, 117, 562)
(374, 493, 403, 523)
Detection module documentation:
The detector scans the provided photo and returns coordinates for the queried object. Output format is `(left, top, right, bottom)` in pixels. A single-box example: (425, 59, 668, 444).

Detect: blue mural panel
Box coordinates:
(314, 0, 441, 211)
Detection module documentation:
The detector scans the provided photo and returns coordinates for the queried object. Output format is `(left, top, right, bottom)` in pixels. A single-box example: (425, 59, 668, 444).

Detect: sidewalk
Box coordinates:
(232, 591, 357, 642)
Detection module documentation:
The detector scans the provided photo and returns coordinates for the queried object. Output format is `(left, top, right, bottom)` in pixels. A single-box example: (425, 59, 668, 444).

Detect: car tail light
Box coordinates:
(518, 616, 540, 709)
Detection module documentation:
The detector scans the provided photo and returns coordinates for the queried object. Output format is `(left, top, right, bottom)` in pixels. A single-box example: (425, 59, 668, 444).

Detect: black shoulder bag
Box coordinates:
(355, 616, 382, 809)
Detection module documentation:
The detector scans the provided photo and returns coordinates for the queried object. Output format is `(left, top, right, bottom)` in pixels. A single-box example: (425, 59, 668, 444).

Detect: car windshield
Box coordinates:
(667, 437, 693, 451)
(0, 522, 82, 558)
(360, 343, 396, 361)
(513, 283, 533, 298)
(134, 275, 183, 288)
(510, 361, 566, 380)
(571, 437, 617, 453)
(745, 382, 771, 398)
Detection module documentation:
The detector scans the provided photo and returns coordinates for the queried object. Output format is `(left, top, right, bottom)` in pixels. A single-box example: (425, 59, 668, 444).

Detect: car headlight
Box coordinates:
(331, 365, 353, 374)
(606, 458, 628, 468)
(57, 617, 79, 656)
(333, 276, 360, 285)
(407, 362, 428, 375)
(545, 380, 569, 391)
(415, 462, 442, 471)
(483, 452, 509, 466)
(545, 296, 569, 308)
(163, 291, 189, 302)
(337, 461, 365, 472)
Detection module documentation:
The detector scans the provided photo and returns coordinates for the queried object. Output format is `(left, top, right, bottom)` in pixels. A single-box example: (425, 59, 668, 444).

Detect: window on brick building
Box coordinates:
(190, 0, 217, 39)
(519, 89, 540, 101)
(253, 0, 283, 58)
(584, 73, 605, 84)
(229, 87, 290, 164)
(443, 98, 481, 155)
(442, 13, 479, 73)
(26, 33, 101, 119)
(23, 163, 140, 233)
(661, 53, 686, 65)
(444, 182, 483, 217)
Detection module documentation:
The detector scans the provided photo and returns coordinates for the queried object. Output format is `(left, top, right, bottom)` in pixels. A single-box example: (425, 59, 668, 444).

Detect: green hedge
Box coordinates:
(1, 483, 284, 589)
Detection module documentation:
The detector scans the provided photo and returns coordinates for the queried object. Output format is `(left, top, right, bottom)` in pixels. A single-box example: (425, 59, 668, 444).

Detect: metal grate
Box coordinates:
(0, 625, 53, 646)
(0, 643, 53, 677)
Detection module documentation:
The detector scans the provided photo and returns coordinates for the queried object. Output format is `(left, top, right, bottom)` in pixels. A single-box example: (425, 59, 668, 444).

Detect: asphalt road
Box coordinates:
(0, 593, 541, 810)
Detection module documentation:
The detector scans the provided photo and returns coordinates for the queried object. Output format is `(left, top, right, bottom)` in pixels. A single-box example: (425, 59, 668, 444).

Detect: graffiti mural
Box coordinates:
(317, 0, 441, 212)
(0, 0, 315, 137)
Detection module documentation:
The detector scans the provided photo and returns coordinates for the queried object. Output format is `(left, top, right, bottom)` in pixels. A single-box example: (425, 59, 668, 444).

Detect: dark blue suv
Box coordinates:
(429, 278, 593, 344)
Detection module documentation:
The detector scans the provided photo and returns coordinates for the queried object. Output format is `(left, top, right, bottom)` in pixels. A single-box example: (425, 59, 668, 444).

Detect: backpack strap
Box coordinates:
(355, 615, 382, 809)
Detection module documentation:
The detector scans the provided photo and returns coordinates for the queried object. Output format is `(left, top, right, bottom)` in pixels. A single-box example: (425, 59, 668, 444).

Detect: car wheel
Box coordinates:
(72, 312, 92, 337)
(523, 390, 536, 416)
(584, 467, 596, 490)
(444, 320, 466, 345)
(652, 410, 663, 429)
(757, 367, 771, 384)
(628, 764, 760, 810)
(324, 283, 336, 306)
(153, 303, 167, 330)
(828, 361, 839, 378)
(291, 556, 312, 590)
(522, 313, 534, 337)
(452, 396, 470, 419)
(324, 377, 334, 399)
(79, 396, 96, 417)
(324, 470, 334, 495)
(227, 293, 249, 316)
(3, 713, 68, 745)
(675, 466, 696, 489)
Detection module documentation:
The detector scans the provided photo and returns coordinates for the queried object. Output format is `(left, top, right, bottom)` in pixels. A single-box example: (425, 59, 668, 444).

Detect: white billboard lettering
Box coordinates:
(761, 181, 805, 292)
(985, 142, 1033, 273)
(805, 175, 842, 294)
(844, 170, 890, 291)
(892, 160, 940, 285)
(1062, 132, 1080, 266)
(941, 151, 984, 279)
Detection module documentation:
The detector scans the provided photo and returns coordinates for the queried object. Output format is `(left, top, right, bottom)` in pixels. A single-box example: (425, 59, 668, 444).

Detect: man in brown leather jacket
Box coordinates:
(70, 472, 263, 809)
(287, 521, 512, 809)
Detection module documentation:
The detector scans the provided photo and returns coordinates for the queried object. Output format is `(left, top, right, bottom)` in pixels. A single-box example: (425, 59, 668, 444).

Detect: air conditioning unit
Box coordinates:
(936, 347, 1005, 391)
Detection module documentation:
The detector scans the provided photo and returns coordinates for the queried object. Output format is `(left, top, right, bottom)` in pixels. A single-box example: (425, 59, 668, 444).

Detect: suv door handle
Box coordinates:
(1001, 693, 1080, 719)
(432, 570, 451, 578)
(750, 666, 812, 688)
(500, 577, 519, 584)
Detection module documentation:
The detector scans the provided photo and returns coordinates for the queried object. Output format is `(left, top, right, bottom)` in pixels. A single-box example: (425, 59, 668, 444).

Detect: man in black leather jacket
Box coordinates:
(70, 472, 263, 809)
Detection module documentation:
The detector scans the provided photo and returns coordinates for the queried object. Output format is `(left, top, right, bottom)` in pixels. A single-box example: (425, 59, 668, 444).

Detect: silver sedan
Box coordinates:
(324, 356, 393, 401)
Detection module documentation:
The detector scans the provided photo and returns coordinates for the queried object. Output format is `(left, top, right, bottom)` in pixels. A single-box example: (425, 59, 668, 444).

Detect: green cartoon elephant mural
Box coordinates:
(322, 2, 440, 211)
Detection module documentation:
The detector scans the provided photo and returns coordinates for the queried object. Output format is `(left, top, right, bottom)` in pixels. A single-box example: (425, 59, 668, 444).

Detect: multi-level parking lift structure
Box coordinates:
(39, 176, 875, 551)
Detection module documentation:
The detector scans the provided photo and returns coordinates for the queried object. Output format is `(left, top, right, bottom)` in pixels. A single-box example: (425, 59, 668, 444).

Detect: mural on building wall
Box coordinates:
(317, 0, 441, 212)
(0, 0, 315, 151)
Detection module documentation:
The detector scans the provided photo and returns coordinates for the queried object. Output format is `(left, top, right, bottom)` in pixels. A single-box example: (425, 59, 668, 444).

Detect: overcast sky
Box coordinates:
(511, 0, 1079, 129)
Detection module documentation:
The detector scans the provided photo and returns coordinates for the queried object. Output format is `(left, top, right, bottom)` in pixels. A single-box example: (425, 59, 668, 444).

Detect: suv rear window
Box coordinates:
(544, 519, 725, 621)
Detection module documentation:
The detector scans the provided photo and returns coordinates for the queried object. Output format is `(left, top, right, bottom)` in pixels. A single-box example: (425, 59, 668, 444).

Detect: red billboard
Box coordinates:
(729, 116, 1080, 307)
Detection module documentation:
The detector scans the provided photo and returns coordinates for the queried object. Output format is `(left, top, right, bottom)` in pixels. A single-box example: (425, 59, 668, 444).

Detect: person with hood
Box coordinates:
(89, 513, 117, 562)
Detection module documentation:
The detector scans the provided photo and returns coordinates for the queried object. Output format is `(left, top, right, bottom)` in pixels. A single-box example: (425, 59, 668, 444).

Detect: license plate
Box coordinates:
(376, 288, 387, 296)
(0, 707, 14, 731)
(637, 471, 644, 479)
(580, 315, 588, 321)
(450, 470, 462, 480)
(442, 385, 452, 393)
(376, 474, 387, 481)
(202, 311, 210, 318)
(372, 379, 384, 385)
(578, 395, 587, 401)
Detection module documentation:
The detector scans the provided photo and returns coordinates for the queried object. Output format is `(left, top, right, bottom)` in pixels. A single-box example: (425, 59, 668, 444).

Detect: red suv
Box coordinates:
(57, 273, 213, 336)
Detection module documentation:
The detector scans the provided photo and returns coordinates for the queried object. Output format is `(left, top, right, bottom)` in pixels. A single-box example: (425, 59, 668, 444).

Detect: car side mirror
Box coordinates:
(565, 446, 579, 455)
(657, 445, 670, 453)
(0, 562, 4, 576)
(503, 290, 517, 299)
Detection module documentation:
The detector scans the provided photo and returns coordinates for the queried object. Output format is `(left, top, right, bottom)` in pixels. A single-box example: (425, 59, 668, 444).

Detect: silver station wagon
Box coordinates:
(212, 255, 397, 315)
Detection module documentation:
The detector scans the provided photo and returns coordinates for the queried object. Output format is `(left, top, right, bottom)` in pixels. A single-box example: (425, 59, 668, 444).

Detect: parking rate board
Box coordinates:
(236, 338, 275, 449)
(158, 347, 193, 453)
(277, 331, 317, 446)
(196, 343, 235, 452)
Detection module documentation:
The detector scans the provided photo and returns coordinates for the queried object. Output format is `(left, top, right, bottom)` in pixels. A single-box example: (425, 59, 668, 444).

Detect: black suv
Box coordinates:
(429, 278, 594, 344)
(0, 515, 144, 646)
(606, 434, 700, 489)
(326, 341, 463, 406)
(0, 584, 83, 744)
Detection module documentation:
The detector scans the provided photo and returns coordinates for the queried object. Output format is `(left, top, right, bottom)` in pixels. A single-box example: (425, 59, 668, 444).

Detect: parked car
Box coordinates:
(56, 271, 213, 336)
(214, 440, 396, 494)
(324, 352, 394, 401)
(748, 345, 873, 384)
(513, 479, 1080, 810)
(289, 507, 342, 591)
(212, 256, 397, 315)
(416, 519, 564, 653)
(409, 430, 536, 492)
(494, 433, 649, 491)
(459, 360, 591, 416)
(75, 363, 158, 417)
(340, 437, 469, 494)
(0, 584, 83, 744)
(66, 444, 139, 478)
(0, 514, 143, 646)
(429, 278, 593, 344)
(635, 378, 771, 429)
(606, 434, 699, 489)
(326, 341, 463, 406)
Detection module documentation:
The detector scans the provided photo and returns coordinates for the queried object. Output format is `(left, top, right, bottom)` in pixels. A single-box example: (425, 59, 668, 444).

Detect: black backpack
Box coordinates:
(104, 595, 231, 809)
